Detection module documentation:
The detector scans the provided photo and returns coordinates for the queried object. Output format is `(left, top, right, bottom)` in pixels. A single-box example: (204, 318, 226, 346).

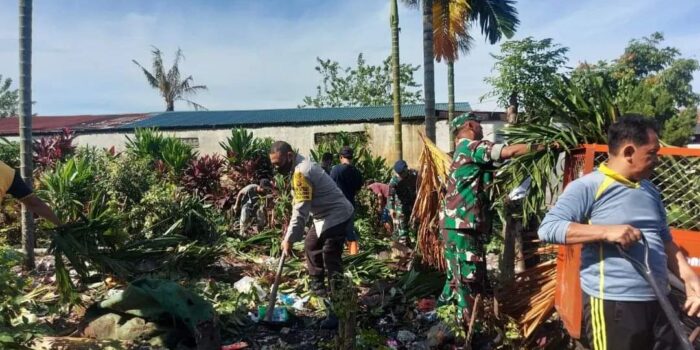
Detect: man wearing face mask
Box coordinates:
(269, 141, 354, 329)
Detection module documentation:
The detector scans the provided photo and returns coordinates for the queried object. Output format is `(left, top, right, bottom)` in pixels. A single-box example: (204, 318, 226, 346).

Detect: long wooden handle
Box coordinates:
(264, 252, 286, 322)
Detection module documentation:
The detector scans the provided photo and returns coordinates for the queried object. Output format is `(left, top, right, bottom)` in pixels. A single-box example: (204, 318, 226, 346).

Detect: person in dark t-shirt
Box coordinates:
(330, 146, 363, 254)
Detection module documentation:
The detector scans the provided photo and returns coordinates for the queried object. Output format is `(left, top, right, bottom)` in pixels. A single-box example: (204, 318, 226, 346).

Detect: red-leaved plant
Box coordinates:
(33, 128, 76, 171)
(182, 154, 225, 200)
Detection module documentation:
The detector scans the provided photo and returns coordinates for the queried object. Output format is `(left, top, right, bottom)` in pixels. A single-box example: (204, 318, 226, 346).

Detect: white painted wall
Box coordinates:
(24, 120, 506, 169)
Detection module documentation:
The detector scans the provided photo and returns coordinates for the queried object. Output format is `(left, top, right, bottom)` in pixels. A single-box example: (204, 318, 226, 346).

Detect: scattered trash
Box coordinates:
(386, 338, 399, 349)
(234, 276, 257, 294)
(278, 293, 309, 311)
(257, 305, 290, 323)
(280, 327, 291, 335)
(221, 342, 249, 350)
(396, 330, 416, 343)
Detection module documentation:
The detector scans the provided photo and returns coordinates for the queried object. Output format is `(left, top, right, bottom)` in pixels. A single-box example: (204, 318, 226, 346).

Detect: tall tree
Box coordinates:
(433, 0, 518, 144)
(483, 37, 568, 124)
(133, 47, 208, 112)
(0, 75, 19, 118)
(390, 0, 403, 161)
(422, 0, 436, 142)
(301, 54, 421, 108)
(19, 0, 35, 269)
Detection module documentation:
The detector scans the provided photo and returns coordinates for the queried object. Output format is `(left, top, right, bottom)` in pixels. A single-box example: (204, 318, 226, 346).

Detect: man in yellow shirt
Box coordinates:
(0, 161, 60, 226)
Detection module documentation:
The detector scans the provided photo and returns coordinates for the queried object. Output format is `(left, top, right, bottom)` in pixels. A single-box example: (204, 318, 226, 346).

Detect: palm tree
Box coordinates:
(133, 47, 208, 112)
(433, 0, 518, 150)
(390, 0, 403, 161)
(18, 0, 35, 269)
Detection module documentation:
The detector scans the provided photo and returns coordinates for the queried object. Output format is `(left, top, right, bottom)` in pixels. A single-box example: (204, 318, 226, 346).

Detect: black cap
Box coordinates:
(393, 160, 408, 174)
(340, 146, 354, 159)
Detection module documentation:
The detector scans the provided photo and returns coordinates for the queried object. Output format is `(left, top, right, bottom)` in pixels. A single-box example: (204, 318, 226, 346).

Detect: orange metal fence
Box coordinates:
(556, 144, 700, 339)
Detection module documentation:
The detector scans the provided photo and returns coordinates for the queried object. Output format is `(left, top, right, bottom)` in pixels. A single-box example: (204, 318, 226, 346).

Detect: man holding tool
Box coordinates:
(538, 115, 700, 349)
(269, 141, 353, 329)
(439, 112, 556, 339)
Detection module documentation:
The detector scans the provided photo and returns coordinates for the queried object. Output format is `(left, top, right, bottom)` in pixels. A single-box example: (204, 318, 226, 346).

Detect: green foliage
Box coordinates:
(662, 107, 698, 146)
(0, 138, 19, 168)
(192, 280, 254, 338)
(128, 183, 223, 242)
(301, 53, 422, 108)
(125, 128, 196, 174)
(160, 137, 197, 174)
(483, 37, 569, 122)
(498, 71, 619, 222)
(103, 153, 156, 207)
(219, 128, 272, 165)
(571, 32, 699, 141)
(38, 158, 96, 222)
(0, 246, 40, 349)
(0, 75, 18, 118)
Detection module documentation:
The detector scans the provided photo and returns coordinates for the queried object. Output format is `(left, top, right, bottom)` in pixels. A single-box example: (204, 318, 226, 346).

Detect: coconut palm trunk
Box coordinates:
(422, 0, 436, 142)
(19, 0, 35, 270)
(390, 0, 403, 161)
(447, 60, 455, 151)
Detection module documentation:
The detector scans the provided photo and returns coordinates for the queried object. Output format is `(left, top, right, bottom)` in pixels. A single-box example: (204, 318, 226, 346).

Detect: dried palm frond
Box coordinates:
(411, 133, 451, 271)
(500, 258, 556, 338)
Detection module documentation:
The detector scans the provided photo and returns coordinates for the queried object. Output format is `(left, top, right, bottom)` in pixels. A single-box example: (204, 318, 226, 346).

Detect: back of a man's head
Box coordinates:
(607, 114, 660, 155)
(270, 141, 293, 155)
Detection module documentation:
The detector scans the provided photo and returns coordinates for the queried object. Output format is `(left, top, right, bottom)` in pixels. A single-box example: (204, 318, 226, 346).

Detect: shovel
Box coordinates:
(616, 235, 694, 350)
(262, 251, 287, 324)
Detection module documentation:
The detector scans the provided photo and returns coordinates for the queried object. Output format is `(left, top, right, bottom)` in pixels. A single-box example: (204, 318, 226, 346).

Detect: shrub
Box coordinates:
(33, 128, 76, 171)
(125, 128, 196, 176)
(103, 154, 156, 208)
(182, 154, 225, 199)
(0, 138, 19, 168)
(219, 128, 272, 166)
(38, 157, 95, 222)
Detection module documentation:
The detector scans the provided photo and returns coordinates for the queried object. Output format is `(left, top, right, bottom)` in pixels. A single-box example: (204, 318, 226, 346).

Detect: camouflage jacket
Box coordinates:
(439, 138, 503, 232)
(386, 169, 418, 212)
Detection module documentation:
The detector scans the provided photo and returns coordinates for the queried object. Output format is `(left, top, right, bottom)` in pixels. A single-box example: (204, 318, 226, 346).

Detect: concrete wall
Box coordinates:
(29, 120, 505, 168)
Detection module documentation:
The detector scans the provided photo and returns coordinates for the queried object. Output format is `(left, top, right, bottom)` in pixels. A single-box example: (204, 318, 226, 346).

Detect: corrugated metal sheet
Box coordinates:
(0, 114, 149, 136)
(123, 103, 471, 129)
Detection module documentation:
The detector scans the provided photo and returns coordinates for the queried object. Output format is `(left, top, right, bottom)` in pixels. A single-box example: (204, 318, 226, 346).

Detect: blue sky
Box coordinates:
(0, 0, 698, 115)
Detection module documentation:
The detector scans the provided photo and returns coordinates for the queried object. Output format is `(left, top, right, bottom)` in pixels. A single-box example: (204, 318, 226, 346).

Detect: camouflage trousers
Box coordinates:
(439, 229, 486, 327)
(391, 205, 411, 243)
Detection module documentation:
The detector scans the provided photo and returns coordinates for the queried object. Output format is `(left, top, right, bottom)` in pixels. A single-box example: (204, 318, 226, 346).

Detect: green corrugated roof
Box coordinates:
(124, 103, 470, 129)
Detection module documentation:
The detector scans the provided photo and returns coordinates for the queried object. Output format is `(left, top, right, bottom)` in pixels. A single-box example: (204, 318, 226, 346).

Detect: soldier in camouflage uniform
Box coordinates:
(439, 113, 553, 334)
(387, 160, 419, 244)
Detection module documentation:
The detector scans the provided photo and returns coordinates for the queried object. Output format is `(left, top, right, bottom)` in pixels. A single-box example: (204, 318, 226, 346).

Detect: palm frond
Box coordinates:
(132, 60, 159, 89)
(469, 0, 519, 44)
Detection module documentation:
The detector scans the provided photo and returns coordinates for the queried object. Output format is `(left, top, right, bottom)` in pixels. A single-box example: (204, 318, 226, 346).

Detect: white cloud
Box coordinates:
(0, 0, 697, 115)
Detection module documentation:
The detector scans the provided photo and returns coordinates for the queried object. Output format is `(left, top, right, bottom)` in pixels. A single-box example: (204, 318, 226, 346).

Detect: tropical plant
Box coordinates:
(662, 107, 698, 146)
(37, 157, 96, 222)
(0, 138, 19, 168)
(125, 128, 195, 175)
(32, 128, 76, 171)
(300, 54, 422, 108)
(125, 128, 167, 159)
(182, 154, 225, 199)
(0, 75, 18, 119)
(497, 71, 619, 222)
(103, 153, 156, 207)
(219, 128, 271, 165)
(160, 137, 196, 174)
(132, 47, 208, 111)
(0, 245, 41, 348)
